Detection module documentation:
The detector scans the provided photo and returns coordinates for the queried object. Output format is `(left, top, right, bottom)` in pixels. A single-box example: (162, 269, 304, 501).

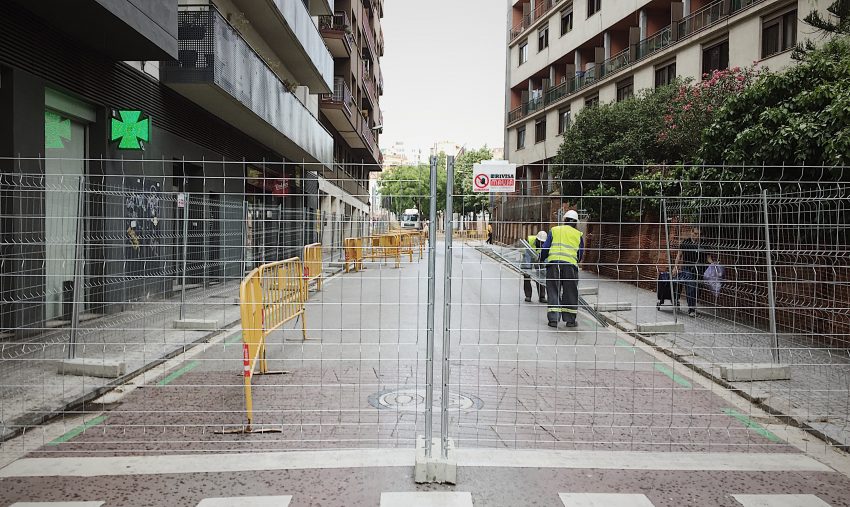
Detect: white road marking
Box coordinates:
(196, 496, 292, 507)
(9, 503, 105, 507)
(380, 492, 473, 507)
(0, 449, 832, 478)
(732, 494, 832, 506)
(559, 493, 655, 506)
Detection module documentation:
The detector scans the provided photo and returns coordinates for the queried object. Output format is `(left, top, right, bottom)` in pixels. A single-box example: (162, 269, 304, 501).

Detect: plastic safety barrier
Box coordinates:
(303, 242, 323, 292)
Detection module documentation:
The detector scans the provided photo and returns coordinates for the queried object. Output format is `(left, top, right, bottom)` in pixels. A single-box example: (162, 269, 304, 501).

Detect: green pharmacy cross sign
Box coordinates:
(110, 110, 150, 150)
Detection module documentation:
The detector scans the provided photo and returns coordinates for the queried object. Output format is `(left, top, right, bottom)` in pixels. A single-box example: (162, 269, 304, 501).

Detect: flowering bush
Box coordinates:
(658, 66, 762, 160)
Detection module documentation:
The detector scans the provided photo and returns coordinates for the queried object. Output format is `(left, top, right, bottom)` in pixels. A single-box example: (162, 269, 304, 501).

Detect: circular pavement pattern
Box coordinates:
(368, 387, 483, 413)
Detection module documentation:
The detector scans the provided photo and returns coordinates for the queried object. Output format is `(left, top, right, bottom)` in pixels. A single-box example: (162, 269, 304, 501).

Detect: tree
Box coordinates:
(700, 36, 850, 169)
(379, 157, 447, 216)
(452, 146, 493, 215)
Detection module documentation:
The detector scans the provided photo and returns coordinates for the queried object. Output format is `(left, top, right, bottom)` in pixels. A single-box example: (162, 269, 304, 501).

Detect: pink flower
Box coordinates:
(683, 104, 692, 111)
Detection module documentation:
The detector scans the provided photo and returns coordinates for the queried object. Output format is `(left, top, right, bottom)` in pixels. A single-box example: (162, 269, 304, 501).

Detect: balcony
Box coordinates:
(319, 11, 355, 57)
(321, 77, 363, 148)
(228, 0, 333, 93)
(506, 0, 767, 126)
(162, 6, 332, 165)
(509, 0, 557, 43)
(361, 58, 379, 107)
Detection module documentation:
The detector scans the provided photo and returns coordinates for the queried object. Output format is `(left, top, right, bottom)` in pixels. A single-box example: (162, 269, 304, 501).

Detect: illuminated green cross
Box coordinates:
(111, 110, 150, 150)
(45, 111, 72, 149)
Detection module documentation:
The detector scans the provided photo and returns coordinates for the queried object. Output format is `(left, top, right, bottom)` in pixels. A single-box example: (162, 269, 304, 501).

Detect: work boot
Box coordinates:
(565, 320, 577, 328)
(525, 297, 532, 302)
(547, 321, 558, 328)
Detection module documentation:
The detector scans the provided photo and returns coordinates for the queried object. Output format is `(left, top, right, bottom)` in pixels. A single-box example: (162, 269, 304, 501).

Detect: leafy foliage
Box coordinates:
(700, 36, 850, 168)
(453, 146, 494, 214)
(379, 158, 446, 216)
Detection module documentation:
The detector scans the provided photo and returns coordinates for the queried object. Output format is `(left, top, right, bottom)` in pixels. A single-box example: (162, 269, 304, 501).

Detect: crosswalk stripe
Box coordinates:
(380, 492, 474, 507)
(9, 503, 105, 507)
(732, 494, 832, 506)
(196, 496, 292, 507)
(559, 493, 655, 506)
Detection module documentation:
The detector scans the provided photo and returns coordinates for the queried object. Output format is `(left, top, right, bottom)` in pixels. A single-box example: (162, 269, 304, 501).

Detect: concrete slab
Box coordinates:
(559, 493, 654, 507)
(720, 363, 792, 382)
(196, 496, 292, 507)
(636, 322, 685, 334)
(731, 494, 831, 507)
(173, 319, 219, 331)
(594, 302, 632, 312)
(10, 503, 104, 507)
(57, 359, 126, 379)
(381, 492, 472, 507)
(414, 437, 457, 484)
(578, 286, 598, 296)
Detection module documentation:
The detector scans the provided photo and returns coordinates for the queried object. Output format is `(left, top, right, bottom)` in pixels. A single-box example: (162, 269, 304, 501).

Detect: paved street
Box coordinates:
(2, 242, 850, 505)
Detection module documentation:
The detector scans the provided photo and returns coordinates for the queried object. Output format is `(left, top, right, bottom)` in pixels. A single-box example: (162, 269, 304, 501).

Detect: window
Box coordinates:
(535, 118, 546, 143)
(538, 27, 549, 51)
(702, 39, 729, 76)
(762, 9, 797, 58)
(655, 61, 677, 88)
(519, 42, 528, 65)
(616, 77, 634, 102)
(584, 94, 599, 108)
(558, 108, 571, 134)
(587, 0, 601, 17)
(517, 126, 526, 149)
(560, 6, 574, 35)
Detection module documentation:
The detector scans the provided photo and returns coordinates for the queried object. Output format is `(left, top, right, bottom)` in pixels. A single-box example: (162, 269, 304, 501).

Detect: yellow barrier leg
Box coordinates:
(301, 309, 308, 341)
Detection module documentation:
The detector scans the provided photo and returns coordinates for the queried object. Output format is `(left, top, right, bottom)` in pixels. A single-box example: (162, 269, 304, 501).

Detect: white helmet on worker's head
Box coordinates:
(536, 231, 548, 242)
(563, 209, 579, 223)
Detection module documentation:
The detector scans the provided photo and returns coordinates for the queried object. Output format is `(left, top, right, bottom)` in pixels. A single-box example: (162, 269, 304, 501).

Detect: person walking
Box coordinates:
(541, 210, 584, 328)
(522, 231, 548, 303)
(673, 226, 709, 317)
(486, 223, 493, 244)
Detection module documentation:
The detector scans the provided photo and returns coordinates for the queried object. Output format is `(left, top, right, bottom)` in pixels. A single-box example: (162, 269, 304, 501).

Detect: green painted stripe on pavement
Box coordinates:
(225, 332, 243, 345)
(157, 360, 200, 386)
(615, 338, 635, 349)
(654, 363, 693, 388)
(722, 408, 782, 443)
(48, 415, 107, 445)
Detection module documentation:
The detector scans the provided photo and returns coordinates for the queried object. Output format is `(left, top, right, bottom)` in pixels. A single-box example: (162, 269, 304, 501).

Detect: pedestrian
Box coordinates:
(522, 231, 548, 303)
(541, 210, 584, 328)
(672, 226, 709, 317)
(486, 223, 493, 244)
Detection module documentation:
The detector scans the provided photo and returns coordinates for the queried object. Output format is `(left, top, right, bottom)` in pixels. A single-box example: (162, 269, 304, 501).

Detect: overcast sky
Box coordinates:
(380, 0, 508, 153)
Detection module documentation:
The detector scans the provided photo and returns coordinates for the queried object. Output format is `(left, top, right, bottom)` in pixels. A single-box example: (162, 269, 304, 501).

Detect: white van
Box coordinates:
(400, 209, 421, 230)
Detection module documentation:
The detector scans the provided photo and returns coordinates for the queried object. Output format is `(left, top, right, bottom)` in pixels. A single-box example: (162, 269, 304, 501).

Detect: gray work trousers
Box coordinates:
(546, 262, 579, 324)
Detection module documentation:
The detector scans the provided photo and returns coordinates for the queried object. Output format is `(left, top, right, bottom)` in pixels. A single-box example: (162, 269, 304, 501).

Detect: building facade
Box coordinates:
(504, 0, 826, 179)
(0, 0, 382, 335)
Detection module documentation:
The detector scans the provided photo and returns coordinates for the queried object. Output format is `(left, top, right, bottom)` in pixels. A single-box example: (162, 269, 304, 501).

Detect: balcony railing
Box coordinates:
(635, 26, 673, 60)
(320, 77, 354, 116)
(162, 5, 332, 164)
(362, 17, 378, 57)
(361, 58, 378, 106)
(598, 48, 630, 78)
(509, 0, 558, 42)
(506, 0, 767, 125)
(319, 11, 355, 55)
(360, 114, 378, 156)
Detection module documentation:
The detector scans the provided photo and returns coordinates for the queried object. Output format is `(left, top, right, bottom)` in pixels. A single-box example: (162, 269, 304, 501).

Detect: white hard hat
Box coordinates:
(536, 231, 548, 242)
(564, 210, 579, 222)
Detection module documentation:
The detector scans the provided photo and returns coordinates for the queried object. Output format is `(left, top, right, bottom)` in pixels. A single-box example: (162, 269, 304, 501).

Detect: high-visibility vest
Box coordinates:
(527, 235, 541, 258)
(547, 225, 582, 265)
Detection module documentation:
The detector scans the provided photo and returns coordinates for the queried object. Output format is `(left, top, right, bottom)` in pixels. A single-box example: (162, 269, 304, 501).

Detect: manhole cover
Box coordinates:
(368, 388, 483, 413)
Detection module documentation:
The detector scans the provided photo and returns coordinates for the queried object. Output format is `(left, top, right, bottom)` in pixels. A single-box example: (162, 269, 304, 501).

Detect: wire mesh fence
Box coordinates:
(1, 159, 848, 461)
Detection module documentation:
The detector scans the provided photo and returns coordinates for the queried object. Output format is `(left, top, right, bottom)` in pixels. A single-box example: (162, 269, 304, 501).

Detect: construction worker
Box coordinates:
(540, 210, 584, 328)
(522, 231, 548, 303)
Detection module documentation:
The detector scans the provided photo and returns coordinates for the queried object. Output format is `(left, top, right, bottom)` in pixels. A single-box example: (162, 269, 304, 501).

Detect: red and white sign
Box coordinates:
(243, 343, 251, 378)
(472, 162, 516, 193)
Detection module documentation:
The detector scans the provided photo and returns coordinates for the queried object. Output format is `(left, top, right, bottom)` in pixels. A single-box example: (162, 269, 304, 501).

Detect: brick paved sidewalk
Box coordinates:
(479, 242, 850, 449)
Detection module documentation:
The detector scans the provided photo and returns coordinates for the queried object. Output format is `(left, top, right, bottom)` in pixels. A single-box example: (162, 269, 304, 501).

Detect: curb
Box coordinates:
(0, 318, 240, 444)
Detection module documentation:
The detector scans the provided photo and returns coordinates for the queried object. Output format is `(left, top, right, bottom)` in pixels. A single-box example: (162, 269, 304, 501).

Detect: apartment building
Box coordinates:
(318, 0, 385, 239)
(504, 0, 826, 182)
(0, 0, 381, 335)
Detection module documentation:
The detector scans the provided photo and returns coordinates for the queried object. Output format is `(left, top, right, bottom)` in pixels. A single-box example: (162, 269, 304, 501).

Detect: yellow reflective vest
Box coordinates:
(547, 225, 582, 266)
(527, 235, 541, 257)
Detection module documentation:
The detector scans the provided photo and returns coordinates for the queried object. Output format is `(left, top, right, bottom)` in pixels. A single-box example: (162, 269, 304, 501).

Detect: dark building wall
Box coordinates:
(0, 2, 311, 334)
